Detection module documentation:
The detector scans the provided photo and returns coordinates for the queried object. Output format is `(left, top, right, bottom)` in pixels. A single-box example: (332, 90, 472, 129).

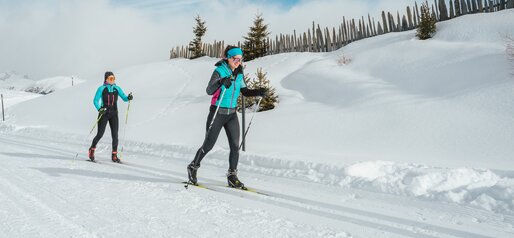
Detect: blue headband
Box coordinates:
(226, 48, 243, 58)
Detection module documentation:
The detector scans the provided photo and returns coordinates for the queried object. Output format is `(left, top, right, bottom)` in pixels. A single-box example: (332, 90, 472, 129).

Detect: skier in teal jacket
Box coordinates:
(187, 46, 266, 188)
(88, 71, 133, 162)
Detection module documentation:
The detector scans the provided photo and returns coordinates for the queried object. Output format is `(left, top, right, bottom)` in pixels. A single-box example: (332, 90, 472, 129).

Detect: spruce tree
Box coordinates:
(237, 68, 278, 112)
(416, 1, 437, 40)
(242, 13, 270, 61)
(189, 15, 207, 59)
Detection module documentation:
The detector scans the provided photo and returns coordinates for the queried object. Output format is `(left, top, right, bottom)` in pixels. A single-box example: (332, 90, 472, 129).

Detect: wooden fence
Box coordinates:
(170, 0, 514, 59)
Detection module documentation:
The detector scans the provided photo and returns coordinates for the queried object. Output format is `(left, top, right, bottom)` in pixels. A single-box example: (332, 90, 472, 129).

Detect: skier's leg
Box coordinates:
(224, 113, 240, 170)
(191, 111, 226, 166)
(91, 113, 109, 148)
(224, 114, 244, 188)
(109, 113, 119, 152)
(188, 111, 226, 185)
(109, 113, 120, 162)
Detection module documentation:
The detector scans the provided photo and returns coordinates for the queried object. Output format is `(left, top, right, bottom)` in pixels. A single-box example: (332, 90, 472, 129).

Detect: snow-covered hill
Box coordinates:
(0, 72, 85, 108)
(1, 10, 514, 238)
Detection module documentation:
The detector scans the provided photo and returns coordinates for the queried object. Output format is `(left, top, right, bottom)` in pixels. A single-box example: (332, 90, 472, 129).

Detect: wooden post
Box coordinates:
(508, 0, 514, 9)
(372, 17, 377, 36)
(434, 0, 440, 20)
(402, 15, 408, 31)
(500, 0, 506, 10)
(377, 22, 383, 35)
(396, 11, 401, 32)
(450, 0, 456, 17)
(368, 14, 373, 36)
(461, 0, 469, 14)
(407, 6, 413, 28)
(382, 11, 389, 33)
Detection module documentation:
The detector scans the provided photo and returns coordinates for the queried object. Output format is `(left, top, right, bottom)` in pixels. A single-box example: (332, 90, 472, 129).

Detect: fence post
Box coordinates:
(1, 94, 4, 121)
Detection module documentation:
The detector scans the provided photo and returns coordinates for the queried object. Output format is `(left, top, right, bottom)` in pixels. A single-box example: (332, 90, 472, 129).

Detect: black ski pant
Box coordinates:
(192, 107, 240, 170)
(91, 110, 119, 152)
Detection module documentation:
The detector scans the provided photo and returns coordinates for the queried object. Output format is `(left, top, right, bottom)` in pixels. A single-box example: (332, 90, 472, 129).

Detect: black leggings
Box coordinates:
(192, 108, 240, 170)
(91, 110, 119, 151)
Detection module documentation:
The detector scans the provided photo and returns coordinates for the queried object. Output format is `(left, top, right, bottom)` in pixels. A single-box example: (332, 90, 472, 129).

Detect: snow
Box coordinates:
(1, 10, 514, 237)
(0, 72, 84, 110)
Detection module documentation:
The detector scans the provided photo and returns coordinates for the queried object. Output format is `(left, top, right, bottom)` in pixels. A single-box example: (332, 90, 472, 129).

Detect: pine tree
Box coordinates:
(416, 1, 437, 40)
(189, 15, 207, 59)
(242, 13, 270, 61)
(237, 68, 278, 112)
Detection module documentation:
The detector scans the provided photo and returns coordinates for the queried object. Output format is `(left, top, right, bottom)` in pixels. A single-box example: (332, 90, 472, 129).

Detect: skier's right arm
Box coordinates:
(206, 71, 223, 95)
(93, 86, 104, 111)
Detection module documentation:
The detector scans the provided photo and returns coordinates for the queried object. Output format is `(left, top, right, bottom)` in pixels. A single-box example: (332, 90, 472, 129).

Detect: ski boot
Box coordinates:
(187, 163, 199, 185)
(227, 169, 246, 189)
(88, 147, 96, 162)
(111, 151, 120, 163)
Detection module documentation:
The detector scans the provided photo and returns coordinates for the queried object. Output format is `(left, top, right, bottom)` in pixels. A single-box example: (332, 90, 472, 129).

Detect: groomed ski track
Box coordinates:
(0, 130, 512, 238)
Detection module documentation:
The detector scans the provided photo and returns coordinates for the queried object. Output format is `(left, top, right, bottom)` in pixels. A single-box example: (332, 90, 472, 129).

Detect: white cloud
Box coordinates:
(0, 0, 416, 79)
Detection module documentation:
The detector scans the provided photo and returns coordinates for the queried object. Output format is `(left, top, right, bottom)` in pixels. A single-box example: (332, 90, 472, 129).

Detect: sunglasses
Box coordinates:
(231, 57, 243, 63)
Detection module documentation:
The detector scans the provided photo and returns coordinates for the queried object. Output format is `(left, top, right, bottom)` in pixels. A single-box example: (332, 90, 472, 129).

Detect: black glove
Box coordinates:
(258, 88, 267, 97)
(220, 77, 232, 88)
(98, 108, 107, 115)
(127, 92, 133, 101)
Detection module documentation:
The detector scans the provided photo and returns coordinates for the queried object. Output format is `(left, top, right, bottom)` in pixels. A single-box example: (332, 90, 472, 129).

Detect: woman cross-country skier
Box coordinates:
(88, 71, 133, 163)
(187, 46, 266, 188)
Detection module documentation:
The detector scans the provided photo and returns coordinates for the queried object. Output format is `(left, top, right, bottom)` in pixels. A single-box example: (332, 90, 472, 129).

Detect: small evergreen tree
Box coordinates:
(253, 68, 278, 111)
(237, 68, 278, 112)
(189, 15, 207, 59)
(416, 1, 437, 40)
(242, 13, 270, 61)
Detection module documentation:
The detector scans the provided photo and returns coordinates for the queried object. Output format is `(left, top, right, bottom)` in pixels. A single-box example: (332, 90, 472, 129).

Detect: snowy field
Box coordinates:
(1, 10, 514, 237)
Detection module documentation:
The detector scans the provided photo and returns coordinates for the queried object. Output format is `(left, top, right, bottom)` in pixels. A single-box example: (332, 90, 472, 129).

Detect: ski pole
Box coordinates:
(73, 112, 104, 161)
(205, 87, 227, 138)
(119, 98, 131, 160)
(239, 97, 262, 150)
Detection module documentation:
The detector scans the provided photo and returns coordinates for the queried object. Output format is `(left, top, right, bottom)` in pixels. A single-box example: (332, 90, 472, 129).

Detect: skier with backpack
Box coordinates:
(88, 71, 133, 163)
(187, 46, 266, 189)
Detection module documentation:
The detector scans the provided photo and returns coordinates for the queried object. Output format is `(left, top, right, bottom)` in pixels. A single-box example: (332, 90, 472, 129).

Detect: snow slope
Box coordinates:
(1, 10, 514, 237)
(0, 73, 85, 108)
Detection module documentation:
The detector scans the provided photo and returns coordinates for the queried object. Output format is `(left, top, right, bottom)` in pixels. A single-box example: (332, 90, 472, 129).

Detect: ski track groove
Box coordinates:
(4, 133, 514, 223)
(0, 135, 508, 238)
(12, 131, 514, 229)
(0, 166, 94, 237)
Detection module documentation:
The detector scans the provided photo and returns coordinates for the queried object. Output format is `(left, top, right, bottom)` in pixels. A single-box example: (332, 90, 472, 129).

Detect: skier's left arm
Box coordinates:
(116, 86, 130, 102)
(240, 78, 266, 97)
